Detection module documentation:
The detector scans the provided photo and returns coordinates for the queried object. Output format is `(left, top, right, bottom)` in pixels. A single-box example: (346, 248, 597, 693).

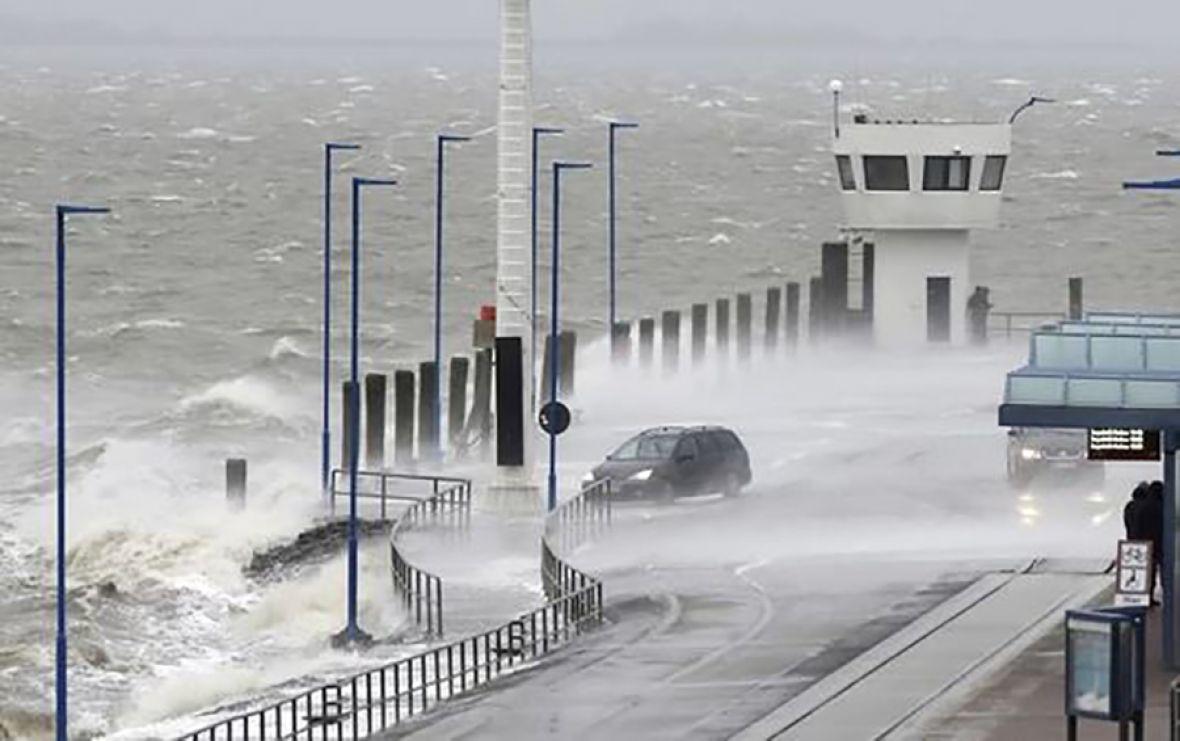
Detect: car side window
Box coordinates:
(722, 431, 742, 453)
(675, 436, 698, 460)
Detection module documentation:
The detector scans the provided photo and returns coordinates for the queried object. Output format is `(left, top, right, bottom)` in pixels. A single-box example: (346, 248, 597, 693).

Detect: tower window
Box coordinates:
(836, 155, 857, 191)
(863, 156, 909, 191)
(923, 156, 972, 191)
(980, 155, 1007, 191)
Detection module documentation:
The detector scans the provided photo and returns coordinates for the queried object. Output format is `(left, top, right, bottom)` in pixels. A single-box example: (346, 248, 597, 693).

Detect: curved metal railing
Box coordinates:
(175, 478, 610, 741)
(329, 469, 471, 637)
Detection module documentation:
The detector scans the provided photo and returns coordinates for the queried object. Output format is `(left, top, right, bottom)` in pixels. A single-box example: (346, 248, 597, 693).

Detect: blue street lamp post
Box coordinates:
(531, 127, 563, 384)
(322, 142, 360, 507)
(434, 134, 469, 455)
(341, 176, 397, 646)
(548, 162, 593, 512)
(608, 121, 638, 355)
(55, 203, 110, 741)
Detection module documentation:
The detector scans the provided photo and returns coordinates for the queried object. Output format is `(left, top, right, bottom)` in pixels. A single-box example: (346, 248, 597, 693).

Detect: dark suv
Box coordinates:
(584, 426, 752, 500)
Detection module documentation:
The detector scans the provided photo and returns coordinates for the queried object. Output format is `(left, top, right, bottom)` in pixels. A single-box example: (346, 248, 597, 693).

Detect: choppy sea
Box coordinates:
(0, 40, 1177, 737)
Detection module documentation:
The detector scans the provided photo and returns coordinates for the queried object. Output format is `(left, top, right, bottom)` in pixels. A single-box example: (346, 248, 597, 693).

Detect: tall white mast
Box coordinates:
(495, 0, 535, 487)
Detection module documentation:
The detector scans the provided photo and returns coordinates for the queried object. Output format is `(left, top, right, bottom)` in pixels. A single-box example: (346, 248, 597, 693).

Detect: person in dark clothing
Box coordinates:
(965, 286, 993, 346)
(1143, 481, 1165, 605)
(1124, 481, 1149, 540)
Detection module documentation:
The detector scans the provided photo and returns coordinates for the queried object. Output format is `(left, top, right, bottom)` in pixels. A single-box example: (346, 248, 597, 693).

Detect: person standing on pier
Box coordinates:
(966, 286, 992, 345)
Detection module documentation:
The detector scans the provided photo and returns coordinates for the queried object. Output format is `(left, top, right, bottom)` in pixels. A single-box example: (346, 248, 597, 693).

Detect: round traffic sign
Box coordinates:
(539, 401, 571, 435)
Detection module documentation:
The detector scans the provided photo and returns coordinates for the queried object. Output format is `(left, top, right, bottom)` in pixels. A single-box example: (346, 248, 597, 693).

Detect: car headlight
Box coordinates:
(1021, 448, 1042, 461)
(628, 469, 653, 482)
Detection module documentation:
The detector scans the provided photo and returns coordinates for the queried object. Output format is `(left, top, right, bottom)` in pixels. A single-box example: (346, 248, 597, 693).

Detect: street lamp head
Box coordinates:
(610, 120, 639, 131)
(353, 177, 398, 188)
(57, 204, 110, 217)
(439, 133, 472, 144)
(535, 126, 565, 136)
(554, 161, 594, 173)
(327, 142, 362, 152)
(829, 79, 844, 94)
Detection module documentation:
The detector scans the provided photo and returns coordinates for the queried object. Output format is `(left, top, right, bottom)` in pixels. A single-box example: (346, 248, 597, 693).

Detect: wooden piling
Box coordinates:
(638, 318, 655, 369)
(364, 373, 386, 470)
(394, 370, 415, 465)
(341, 380, 358, 471)
(1069, 277, 1084, 320)
(226, 458, 246, 510)
(786, 282, 800, 347)
(736, 293, 752, 362)
(417, 361, 439, 460)
(661, 310, 680, 374)
(558, 330, 577, 397)
(611, 322, 632, 365)
(448, 356, 469, 450)
(765, 286, 782, 351)
(691, 303, 708, 366)
(808, 277, 824, 342)
(716, 298, 731, 359)
(472, 349, 493, 461)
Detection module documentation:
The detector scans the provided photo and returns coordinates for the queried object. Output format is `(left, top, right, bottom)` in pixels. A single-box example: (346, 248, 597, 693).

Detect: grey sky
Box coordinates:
(1, 0, 1178, 46)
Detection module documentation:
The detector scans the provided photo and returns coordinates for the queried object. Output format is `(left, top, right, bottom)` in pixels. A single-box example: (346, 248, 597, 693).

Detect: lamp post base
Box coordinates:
(330, 626, 374, 650)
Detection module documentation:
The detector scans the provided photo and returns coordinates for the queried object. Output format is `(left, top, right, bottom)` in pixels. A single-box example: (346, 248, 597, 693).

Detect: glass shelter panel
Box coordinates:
(1089, 336, 1144, 372)
(1033, 334, 1089, 369)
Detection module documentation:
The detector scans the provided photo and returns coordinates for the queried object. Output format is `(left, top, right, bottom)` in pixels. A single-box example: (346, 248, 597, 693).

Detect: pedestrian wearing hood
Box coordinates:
(1124, 482, 1149, 540)
(1143, 481, 1165, 605)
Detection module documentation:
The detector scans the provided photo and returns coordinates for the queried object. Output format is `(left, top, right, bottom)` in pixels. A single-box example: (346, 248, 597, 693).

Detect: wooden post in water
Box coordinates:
(808, 277, 824, 343)
(448, 356, 469, 450)
(611, 322, 632, 365)
(691, 303, 708, 366)
(716, 298, 731, 360)
(661, 310, 680, 374)
(765, 286, 782, 352)
(638, 318, 655, 369)
(558, 330, 577, 397)
(1068, 277, 1084, 321)
(417, 361, 439, 460)
(341, 380, 358, 471)
(226, 458, 246, 510)
(470, 349, 493, 461)
(786, 282, 801, 347)
(394, 370, 415, 465)
(364, 373, 386, 470)
(736, 293, 752, 363)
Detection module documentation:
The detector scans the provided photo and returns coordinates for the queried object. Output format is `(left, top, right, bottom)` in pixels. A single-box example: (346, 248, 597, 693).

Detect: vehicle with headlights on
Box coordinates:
(583, 425, 752, 500)
(1006, 427, 1103, 489)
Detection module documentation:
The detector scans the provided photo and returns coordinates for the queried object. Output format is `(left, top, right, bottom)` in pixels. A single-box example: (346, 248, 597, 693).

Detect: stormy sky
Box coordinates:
(1, 0, 1177, 47)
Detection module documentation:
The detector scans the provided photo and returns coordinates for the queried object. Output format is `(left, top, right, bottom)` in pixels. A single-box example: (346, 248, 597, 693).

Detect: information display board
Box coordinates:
(1087, 428, 1160, 461)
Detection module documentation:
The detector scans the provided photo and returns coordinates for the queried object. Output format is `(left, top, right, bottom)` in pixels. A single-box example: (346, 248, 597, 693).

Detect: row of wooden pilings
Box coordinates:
(335, 329, 579, 470)
(610, 282, 803, 372)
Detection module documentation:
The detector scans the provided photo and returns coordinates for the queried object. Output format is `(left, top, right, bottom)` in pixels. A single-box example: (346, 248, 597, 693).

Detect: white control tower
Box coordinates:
(831, 97, 1012, 346)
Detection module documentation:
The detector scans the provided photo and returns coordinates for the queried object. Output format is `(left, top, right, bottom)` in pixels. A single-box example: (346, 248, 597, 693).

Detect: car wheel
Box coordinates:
(722, 472, 742, 498)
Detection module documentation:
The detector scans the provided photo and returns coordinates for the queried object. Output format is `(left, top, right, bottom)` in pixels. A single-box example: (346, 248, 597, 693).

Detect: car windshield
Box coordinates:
(610, 433, 681, 461)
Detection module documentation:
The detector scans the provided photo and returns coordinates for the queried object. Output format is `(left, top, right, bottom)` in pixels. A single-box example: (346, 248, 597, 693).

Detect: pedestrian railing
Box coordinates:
(176, 477, 611, 741)
(989, 311, 1067, 339)
(330, 469, 471, 637)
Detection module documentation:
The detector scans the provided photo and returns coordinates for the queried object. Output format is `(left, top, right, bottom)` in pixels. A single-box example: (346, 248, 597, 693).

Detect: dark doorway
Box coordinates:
(927, 276, 951, 343)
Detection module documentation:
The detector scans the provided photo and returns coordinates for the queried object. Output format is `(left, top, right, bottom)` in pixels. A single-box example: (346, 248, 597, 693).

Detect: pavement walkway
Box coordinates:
(925, 594, 1176, 740)
(734, 559, 1113, 740)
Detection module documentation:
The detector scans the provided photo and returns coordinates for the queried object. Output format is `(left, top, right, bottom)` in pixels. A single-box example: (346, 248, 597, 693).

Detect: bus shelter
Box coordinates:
(998, 313, 1180, 668)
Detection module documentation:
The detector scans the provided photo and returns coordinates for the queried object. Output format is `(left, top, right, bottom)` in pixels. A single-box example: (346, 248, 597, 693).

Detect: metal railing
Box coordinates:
(330, 469, 471, 637)
(176, 478, 610, 741)
(989, 311, 1067, 339)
